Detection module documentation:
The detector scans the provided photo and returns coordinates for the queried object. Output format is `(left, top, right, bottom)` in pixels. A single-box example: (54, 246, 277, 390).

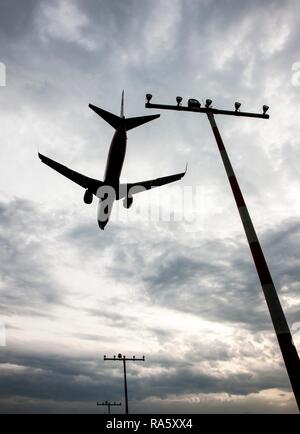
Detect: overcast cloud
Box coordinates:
(0, 0, 300, 413)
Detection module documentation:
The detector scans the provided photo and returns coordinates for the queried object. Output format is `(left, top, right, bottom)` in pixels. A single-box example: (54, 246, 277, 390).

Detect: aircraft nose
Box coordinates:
(98, 220, 108, 230)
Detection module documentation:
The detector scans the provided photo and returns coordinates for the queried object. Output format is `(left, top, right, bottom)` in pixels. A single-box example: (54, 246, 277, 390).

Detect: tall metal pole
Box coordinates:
(206, 110, 300, 410)
(123, 357, 129, 414)
(145, 95, 300, 411)
(104, 353, 145, 415)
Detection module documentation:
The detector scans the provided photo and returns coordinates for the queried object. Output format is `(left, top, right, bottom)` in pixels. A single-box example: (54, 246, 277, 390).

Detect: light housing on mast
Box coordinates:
(262, 105, 269, 114)
(188, 98, 201, 108)
(235, 101, 241, 111)
(146, 93, 152, 103)
(205, 99, 212, 108)
(176, 96, 183, 106)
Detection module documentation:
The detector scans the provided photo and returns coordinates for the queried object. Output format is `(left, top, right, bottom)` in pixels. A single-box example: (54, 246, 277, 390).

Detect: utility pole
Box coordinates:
(145, 94, 300, 412)
(97, 400, 121, 414)
(104, 353, 145, 414)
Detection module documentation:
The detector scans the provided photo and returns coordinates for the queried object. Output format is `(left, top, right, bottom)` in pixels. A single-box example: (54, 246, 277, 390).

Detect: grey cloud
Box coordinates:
(67, 217, 300, 333)
(136, 367, 290, 400)
(1, 0, 300, 414)
(0, 0, 39, 40)
(138, 220, 299, 331)
(101, 229, 269, 328)
(0, 344, 291, 413)
(0, 198, 66, 315)
(85, 306, 139, 330)
(0, 349, 121, 404)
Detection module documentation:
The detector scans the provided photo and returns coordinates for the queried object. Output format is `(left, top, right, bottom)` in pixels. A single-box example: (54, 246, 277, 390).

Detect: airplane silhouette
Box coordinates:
(38, 91, 186, 230)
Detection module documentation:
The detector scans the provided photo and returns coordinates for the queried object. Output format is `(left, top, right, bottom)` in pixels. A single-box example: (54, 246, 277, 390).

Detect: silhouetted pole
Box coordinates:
(206, 110, 300, 410)
(97, 400, 121, 414)
(145, 95, 300, 411)
(104, 353, 145, 414)
(123, 356, 129, 414)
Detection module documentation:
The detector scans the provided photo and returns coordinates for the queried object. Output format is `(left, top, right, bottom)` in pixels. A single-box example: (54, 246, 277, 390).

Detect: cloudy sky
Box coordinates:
(0, 0, 300, 414)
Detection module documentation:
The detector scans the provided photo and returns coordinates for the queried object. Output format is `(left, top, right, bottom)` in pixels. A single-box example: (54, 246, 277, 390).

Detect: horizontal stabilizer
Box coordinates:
(89, 102, 159, 131)
(125, 114, 160, 131)
(89, 104, 122, 129)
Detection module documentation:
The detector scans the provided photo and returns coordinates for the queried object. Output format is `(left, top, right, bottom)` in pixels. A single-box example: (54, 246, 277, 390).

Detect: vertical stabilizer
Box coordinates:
(120, 90, 125, 118)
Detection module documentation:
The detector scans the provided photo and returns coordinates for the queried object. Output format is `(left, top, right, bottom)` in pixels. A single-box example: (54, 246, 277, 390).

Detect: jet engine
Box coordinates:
(123, 196, 133, 209)
(83, 189, 93, 204)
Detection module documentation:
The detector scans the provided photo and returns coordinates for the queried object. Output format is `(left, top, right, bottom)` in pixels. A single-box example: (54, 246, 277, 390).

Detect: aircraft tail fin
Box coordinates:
(89, 92, 160, 130)
(120, 90, 125, 118)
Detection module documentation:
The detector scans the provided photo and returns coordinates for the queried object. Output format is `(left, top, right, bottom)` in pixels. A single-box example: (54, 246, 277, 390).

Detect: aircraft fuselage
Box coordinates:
(104, 121, 127, 186)
(97, 122, 127, 229)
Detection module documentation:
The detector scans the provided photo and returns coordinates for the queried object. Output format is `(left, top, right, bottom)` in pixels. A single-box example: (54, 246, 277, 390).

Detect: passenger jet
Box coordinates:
(38, 92, 186, 229)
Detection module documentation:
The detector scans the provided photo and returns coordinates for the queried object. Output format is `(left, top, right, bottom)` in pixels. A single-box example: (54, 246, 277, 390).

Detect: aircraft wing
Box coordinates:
(38, 153, 103, 194)
(119, 165, 187, 198)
